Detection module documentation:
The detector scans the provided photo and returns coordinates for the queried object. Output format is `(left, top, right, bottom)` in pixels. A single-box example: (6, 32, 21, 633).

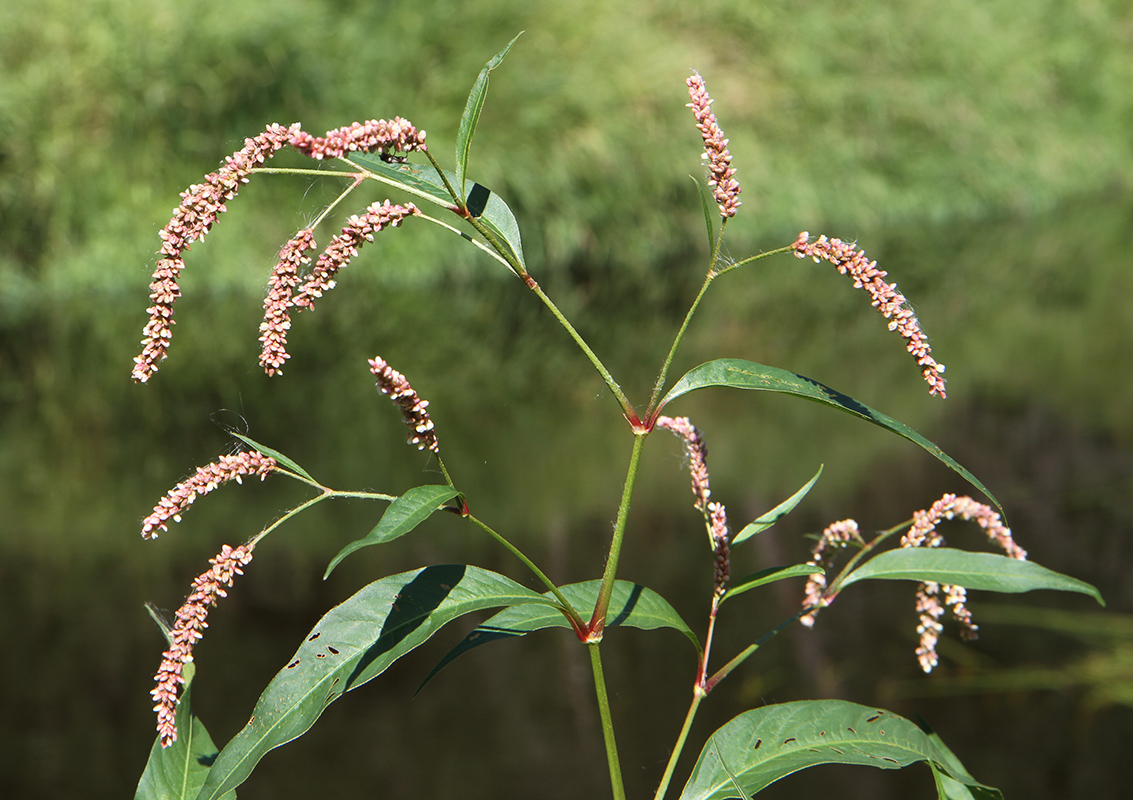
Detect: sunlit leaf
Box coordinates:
(347, 155, 526, 271)
(417, 579, 700, 693)
(135, 667, 234, 800)
(841, 548, 1104, 605)
(720, 565, 823, 605)
(732, 465, 823, 544)
(323, 485, 460, 579)
(230, 433, 314, 482)
(679, 700, 1002, 800)
(455, 33, 522, 196)
(658, 359, 1001, 514)
(195, 565, 556, 800)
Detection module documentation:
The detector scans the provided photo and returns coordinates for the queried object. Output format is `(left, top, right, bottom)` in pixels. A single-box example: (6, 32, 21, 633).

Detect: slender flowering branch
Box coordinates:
(791, 232, 948, 398)
(132, 123, 301, 383)
(655, 416, 712, 512)
(291, 201, 421, 311)
(259, 228, 316, 375)
(141, 451, 277, 539)
(800, 519, 862, 627)
(288, 117, 427, 161)
(686, 72, 741, 218)
(369, 356, 439, 453)
(151, 543, 254, 747)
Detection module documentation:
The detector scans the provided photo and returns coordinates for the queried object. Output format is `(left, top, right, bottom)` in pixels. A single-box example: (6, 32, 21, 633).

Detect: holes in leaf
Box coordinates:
(286, 658, 301, 669)
(866, 714, 881, 723)
(316, 652, 327, 659)
(847, 726, 857, 734)
(308, 632, 322, 642)
(326, 646, 340, 655)
(782, 737, 797, 745)
(753, 739, 762, 750)
(883, 757, 899, 764)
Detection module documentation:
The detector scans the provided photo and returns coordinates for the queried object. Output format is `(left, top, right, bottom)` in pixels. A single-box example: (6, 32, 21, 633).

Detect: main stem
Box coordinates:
(590, 642, 626, 800)
(589, 432, 647, 634)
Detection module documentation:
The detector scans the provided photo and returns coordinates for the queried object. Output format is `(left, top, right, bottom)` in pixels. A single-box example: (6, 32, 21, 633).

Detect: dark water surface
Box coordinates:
(2, 196, 1131, 798)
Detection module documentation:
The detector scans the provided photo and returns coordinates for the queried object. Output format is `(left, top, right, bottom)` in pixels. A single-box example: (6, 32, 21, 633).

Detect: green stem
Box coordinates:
(526, 278, 637, 423)
(465, 513, 585, 632)
(589, 432, 647, 634)
(646, 272, 713, 417)
(653, 689, 705, 800)
(589, 643, 626, 800)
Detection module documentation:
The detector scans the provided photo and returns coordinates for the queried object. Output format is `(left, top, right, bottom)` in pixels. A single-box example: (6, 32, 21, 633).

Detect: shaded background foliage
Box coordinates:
(1, 0, 1131, 798)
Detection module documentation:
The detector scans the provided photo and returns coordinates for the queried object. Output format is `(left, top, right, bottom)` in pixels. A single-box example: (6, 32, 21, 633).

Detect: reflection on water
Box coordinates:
(2, 196, 1131, 798)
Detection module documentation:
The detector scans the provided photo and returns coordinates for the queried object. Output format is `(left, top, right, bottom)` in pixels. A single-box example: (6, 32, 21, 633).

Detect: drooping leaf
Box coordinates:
(195, 565, 556, 800)
(230, 433, 314, 483)
(135, 666, 234, 800)
(455, 33, 522, 196)
(732, 465, 823, 545)
(658, 359, 1001, 514)
(719, 565, 823, 605)
(417, 580, 700, 693)
(678, 700, 1002, 800)
(840, 548, 1104, 605)
(346, 155, 526, 271)
(323, 485, 460, 579)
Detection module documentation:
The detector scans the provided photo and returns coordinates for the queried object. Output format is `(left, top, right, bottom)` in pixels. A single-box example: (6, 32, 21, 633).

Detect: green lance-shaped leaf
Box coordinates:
(692, 176, 718, 255)
(840, 547, 1104, 605)
(135, 666, 234, 800)
(679, 700, 1002, 800)
(732, 465, 823, 545)
(195, 565, 556, 800)
(417, 579, 700, 693)
(659, 359, 1001, 515)
(230, 433, 314, 482)
(346, 154, 526, 272)
(719, 564, 824, 605)
(455, 33, 522, 197)
(323, 485, 460, 579)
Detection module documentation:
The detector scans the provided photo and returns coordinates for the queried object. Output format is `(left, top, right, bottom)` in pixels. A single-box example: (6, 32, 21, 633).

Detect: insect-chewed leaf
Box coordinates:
(417, 579, 699, 694)
(841, 548, 1104, 605)
(195, 565, 556, 800)
(678, 700, 1002, 800)
(659, 359, 1002, 516)
(323, 485, 461, 579)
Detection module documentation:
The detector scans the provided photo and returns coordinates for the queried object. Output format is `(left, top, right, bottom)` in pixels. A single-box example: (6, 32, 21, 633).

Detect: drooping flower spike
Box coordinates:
(259, 228, 317, 376)
(791, 232, 948, 398)
(140, 450, 277, 539)
(151, 543, 254, 747)
(686, 72, 742, 219)
(800, 519, 862, 627)
(369, 356, 440, 454)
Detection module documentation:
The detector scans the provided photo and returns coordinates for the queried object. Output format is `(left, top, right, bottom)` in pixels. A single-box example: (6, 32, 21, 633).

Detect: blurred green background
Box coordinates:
(2, 0, 1131, 797)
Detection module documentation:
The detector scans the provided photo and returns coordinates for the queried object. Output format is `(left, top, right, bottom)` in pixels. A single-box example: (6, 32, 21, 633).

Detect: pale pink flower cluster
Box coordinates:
(800, 519, 861, 627)
(369, 357, 439, 453)
(902, 493, 1025, 672)
(291, 201, 422, 312)
(686, 73, 741, 218)
(151, 543, 254, 748)
(259, 228, 317, 375)
(709, 501, 731, 592)
(791, 232, 948, 398)
(132, 123, 301, 383)
(141, 451, 277, 539)
(288, 117, 427, 161)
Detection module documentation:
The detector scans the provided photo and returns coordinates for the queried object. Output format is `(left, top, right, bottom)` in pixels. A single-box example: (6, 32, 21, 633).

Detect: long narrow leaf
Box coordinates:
(720, 564, 823, 605)
(195, 565, 556, 800)
(230, 433, 314, 482)
(417, 579, 699, 693)
(679, 700, 1002, 799)
(347, 155, 526, 271)
(659, 359, 1001, 514)
(455, 33, 522, 196)
(732, 465, 823, 545)
(841, 548, 1104, 605)
(323, 485, 460, 579)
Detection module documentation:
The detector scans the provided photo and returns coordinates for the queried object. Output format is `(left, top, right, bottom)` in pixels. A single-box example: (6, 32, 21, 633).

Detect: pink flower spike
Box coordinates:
(132, 123, 302, 383)
(152, 543, 254, 747)
(259, 229, 317, 376)
(799, 518, 860, 626)
(288, 117, 428, 161)
(292, 201, 421, 312)
(791, 232, 948, 398)
(141, 451, 277, 539)
(686, 72, 741, 218)
(655, 415, 712, 513)
(369, 357, 439, 453)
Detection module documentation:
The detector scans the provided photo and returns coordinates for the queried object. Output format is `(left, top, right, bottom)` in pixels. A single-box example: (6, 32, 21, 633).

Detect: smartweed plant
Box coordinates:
(132, 38, 1102, 800)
